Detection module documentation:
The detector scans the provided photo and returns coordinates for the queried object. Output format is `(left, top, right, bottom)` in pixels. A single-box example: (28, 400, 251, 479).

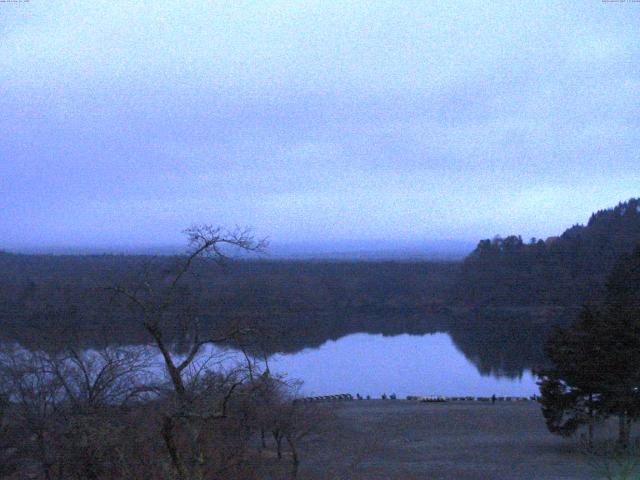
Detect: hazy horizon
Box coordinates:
(2, 2, 638, 251)
(2, 197, 634, 258)
(3, 237, 475, 260)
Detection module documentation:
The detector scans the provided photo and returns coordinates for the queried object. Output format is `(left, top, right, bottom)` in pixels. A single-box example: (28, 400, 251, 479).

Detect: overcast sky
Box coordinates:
(1, 1, 638, 252)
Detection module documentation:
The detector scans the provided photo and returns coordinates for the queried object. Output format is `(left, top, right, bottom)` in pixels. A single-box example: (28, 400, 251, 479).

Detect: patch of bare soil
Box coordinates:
(294, 400, 604, 479)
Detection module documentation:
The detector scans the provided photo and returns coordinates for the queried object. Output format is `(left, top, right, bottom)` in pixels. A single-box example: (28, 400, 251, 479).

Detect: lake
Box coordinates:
(5, 308, 552, 399)
(213, 331, 539, 398)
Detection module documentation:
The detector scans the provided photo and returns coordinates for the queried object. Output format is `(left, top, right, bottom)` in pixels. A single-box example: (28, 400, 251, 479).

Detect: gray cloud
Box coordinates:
(1, 1, 639, 250)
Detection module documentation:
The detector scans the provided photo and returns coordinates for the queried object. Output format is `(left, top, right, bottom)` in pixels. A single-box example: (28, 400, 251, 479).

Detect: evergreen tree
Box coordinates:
(537, 246, 640, 448)
(536, 307, 607, 447)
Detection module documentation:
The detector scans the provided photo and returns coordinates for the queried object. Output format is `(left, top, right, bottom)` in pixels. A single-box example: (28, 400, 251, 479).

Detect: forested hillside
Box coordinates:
(452, 198, 640, 307)
(0, 253, 456, 348)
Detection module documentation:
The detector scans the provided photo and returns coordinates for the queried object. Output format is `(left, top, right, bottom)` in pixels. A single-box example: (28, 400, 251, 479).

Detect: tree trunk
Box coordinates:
(587, 394, 594, 449)
(618, 412, 630, 449)
(285, 434, 299, 479)
(161, 415, 187, 480)
(183, 420, 205, 480)
(273, 430, 283, 459)
(37, 432, 53, 480)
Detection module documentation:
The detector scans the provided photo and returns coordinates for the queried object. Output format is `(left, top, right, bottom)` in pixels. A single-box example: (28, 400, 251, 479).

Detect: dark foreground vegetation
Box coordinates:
(0, 343, 324, 480)
(0, 227, 329, 479)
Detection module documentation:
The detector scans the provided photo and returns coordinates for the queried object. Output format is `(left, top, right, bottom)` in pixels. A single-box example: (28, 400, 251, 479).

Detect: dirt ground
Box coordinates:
(292, 400, 617, 480)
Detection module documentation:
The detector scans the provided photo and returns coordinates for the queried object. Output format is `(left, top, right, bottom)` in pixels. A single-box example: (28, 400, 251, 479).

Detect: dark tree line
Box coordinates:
(0, 251, 457, 351)
(454, 198, 640, 307)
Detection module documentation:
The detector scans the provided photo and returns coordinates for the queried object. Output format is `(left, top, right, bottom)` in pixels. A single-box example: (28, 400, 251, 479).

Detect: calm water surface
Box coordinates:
(220, 332, 538, 398)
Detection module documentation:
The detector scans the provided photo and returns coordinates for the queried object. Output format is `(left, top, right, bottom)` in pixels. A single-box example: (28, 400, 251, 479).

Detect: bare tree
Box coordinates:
(0, 343, 153, 480)
(0, 381, 20, 478)
(0, 346, 62, 480)
(46, 346, 153, 411)
(111, 225, 267, 480)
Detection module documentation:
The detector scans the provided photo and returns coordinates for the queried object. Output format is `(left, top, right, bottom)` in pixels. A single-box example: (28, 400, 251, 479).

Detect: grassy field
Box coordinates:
(291, 400, 617, 480)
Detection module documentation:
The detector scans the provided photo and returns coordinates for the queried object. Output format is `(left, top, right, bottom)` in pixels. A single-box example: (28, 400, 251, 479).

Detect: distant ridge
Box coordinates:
(5, 240, 475, 261)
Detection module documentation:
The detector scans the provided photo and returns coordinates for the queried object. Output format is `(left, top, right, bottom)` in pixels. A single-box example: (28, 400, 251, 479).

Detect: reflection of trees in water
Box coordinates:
(5, 301, 574, 380)
(0, 253, 585, 379)
(243, 310, 451, 356)
(449, 328, 541, 379)
(447, 309, 576, 378)
(235, 308, 576, 380)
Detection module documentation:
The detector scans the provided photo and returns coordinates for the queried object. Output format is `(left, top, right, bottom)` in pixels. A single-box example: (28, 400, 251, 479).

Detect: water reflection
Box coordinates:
(7, 307, 573, 396)
(231, 308, 573, 385)
(262, 332, 539, 397)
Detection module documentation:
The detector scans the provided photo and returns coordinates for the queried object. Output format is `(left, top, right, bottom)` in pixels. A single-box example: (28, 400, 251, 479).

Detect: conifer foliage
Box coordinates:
(537, 246, 640, 448)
